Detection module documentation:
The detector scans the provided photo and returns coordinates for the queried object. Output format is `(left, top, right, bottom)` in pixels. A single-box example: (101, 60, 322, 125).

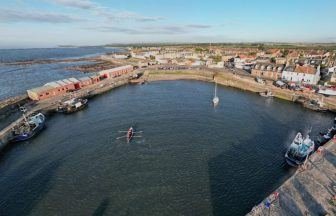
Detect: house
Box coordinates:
(275, 57, 287, 65)
(112, 53, 129, 59)
(328, 66, 336, 73)
(282, 65, 321, 85)
(330, 72, 336, 83)
(251, 64, 284, 80)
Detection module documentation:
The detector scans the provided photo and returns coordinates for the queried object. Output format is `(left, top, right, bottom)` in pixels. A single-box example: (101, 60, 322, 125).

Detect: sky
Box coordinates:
(0, 0, 336, 48)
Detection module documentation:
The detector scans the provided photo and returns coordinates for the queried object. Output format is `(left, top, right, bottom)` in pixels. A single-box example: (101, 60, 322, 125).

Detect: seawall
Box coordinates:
(145, 69, 336, 111)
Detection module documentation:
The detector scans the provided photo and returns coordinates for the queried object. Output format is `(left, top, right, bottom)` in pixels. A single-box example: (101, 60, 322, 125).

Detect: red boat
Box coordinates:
(127, 127, 134, 143)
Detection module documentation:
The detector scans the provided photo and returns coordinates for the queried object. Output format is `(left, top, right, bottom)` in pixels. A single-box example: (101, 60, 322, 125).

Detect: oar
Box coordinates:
(116, 135, 127, 140)
(133, 136, 142, 138)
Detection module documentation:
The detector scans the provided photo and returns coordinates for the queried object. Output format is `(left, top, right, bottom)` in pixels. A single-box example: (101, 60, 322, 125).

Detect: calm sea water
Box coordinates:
(0, 47, 122, 63)
(0, 81, 333, 216)
(0, 47, 122, 100)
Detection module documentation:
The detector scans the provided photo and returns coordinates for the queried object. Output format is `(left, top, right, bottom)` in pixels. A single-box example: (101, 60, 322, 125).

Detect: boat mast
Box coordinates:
(215, 82, 217, 98)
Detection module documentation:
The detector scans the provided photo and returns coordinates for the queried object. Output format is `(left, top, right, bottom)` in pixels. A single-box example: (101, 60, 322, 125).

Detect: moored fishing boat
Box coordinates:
(57, 98, 88, 114)
(10, 112, 46, 142)
(285, 132, 315, 166)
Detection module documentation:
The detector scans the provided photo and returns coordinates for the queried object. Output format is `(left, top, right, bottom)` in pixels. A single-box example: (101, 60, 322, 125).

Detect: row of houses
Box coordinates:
(27, 65, 133, 101)
(251, 63, 321, 85)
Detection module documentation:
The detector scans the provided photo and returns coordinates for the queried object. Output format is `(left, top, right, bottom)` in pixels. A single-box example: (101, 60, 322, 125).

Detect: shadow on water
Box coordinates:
(207, 116, 296, 215)
(0, 156, 62, 215)
(92, 198, 110, 216)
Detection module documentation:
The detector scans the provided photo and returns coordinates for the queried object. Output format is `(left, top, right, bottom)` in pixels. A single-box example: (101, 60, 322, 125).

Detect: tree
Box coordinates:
(282, 49, 289, 57)
(213, 55, 222, 63)
(258, 44, 265, 51)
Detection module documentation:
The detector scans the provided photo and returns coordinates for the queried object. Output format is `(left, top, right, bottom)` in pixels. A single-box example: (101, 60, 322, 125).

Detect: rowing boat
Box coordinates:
(127, 127, 134, 143)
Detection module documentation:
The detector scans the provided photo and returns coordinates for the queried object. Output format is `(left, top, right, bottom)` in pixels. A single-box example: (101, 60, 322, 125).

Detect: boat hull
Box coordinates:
(58, 99, 88, 114)
(10, 121, 46, 143)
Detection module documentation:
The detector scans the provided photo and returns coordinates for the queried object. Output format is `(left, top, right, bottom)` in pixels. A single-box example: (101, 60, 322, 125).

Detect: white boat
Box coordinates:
(285, 132, 315, 166)
(318, 88, 336, 96)
(213, 83, 219, 106)
(259, 90, 274, 98)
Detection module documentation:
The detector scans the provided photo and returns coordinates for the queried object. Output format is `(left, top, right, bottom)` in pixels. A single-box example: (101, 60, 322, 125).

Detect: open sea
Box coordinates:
(0, 47, 123, 100)
(0, 81, 333, 215)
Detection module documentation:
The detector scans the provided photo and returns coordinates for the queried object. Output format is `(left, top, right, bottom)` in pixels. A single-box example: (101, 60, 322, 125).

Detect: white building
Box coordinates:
(112, 53, 129, 59)
(328, 66, 336, 73)
(282, 65, 320, 85)
(234, 57, 245, 69)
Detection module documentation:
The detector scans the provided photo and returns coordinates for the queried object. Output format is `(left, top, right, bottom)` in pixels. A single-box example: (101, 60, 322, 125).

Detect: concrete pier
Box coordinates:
(246, 140, 336, 215)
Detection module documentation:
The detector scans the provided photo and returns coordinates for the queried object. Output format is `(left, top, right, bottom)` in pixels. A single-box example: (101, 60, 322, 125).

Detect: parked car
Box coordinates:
(273, 80, 287, 89)
(255, 77, 265, 85)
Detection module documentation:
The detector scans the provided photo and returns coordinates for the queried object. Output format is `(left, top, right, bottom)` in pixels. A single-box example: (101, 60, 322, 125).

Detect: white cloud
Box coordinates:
(89, 24, 212, 35)
(46, 0, 164, 22)
(0, 8, 85, 23)
(48, 0, 98, 9)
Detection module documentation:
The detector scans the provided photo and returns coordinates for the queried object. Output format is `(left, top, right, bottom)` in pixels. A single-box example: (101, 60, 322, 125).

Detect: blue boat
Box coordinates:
(285, 132, 315, 166)
(10, 113, 46, 143)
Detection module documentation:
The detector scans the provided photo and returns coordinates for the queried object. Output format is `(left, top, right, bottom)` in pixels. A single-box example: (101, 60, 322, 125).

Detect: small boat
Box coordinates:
(303, 99, 328, 112)
(316, 126, 336, 147)
(285, 132, 315, 166)
(10, 112, 46, 142)
(127, 127, 134, 143)
(259, 90, 274, 98)
(213, 83, 219, 106)
(57, 98, 88, 114)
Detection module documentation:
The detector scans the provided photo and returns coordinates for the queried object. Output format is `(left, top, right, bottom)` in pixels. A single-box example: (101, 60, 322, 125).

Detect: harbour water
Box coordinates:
(0, 47, 122, 100)
(0, 81, 333, 215)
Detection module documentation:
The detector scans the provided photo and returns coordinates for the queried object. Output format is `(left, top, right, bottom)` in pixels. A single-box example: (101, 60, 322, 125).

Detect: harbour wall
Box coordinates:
(0, 75, 131, 151)
(145, 69, 336, 111)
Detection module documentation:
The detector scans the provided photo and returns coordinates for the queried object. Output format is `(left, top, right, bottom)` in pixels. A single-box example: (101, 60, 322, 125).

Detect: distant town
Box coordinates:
(103, 44, 336, 92)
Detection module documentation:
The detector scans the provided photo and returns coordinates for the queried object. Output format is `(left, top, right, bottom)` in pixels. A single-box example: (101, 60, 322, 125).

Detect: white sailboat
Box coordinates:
(213, 82, 219, 106)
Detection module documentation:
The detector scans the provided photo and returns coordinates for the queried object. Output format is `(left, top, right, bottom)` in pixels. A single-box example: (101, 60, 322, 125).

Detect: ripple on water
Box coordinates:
(0, 80, 333, 216)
